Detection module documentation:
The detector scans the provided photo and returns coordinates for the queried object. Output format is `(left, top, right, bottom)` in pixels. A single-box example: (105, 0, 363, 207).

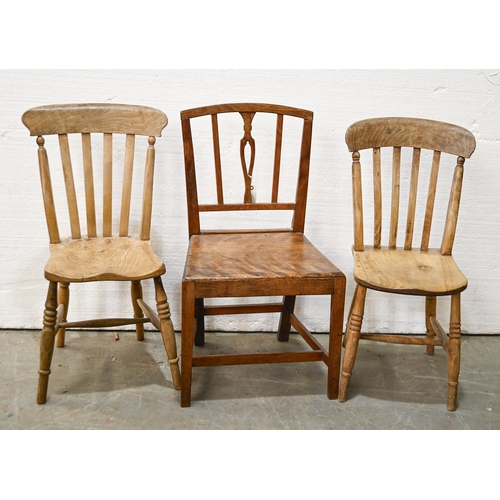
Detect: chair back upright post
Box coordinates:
(181, 103, 313, 238)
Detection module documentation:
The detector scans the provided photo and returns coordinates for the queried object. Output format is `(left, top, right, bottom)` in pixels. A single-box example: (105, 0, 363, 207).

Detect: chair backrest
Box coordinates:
(345, 117, 476, 255)
(180, 103, 313, 237)
(22, 103, 168, 244)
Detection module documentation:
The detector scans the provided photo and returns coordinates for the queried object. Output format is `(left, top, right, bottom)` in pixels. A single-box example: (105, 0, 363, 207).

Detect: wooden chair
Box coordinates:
(180, 103, 346, 407)
(338, 117, 476, 410)
(22, 103, 181, 404)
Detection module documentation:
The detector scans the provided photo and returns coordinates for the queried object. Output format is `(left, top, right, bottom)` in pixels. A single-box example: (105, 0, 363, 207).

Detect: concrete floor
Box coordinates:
(1, 329, 499, 429)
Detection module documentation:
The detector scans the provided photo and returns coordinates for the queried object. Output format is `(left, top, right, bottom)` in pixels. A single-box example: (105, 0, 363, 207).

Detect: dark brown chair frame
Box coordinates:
(180, 103, 346, 407)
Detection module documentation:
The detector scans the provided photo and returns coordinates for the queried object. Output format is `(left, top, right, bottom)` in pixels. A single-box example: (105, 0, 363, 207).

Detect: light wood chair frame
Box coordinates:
(22, 103, 180, 404)
(180, 103, 346, 407)
(338, 117, 476, 410)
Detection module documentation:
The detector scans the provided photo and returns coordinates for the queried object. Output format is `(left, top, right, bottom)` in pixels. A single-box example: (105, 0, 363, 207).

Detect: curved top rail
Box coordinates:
(181, 102, 313, 121)
(22, 103, 168, 136)
(345, 117, 476, 158)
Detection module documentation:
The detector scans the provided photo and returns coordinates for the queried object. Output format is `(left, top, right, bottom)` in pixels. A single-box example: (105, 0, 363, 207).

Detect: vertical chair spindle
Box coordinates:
(59, 134, 81, 239)
(404, 147, 421, 250)
(373, 147, 382, 248)
(103, 132, 113, 237)
(82, 133, 97, 238)
(421, 151, 441, 251)
(389, 146, 401, 249)
(119, 134, 135, 237)
(272, 114, 284, 203)
(211, 114, 224, 205)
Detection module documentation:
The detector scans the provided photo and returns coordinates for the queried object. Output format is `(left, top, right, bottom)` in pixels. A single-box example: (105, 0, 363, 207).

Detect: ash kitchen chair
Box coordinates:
(22, 103, 180, 404)
(338, 117, 476, 410)
(180, 103, 346, 407)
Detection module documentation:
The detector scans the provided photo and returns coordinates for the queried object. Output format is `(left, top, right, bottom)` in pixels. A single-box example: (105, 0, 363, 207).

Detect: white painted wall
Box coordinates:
(1, 69, 499, 333)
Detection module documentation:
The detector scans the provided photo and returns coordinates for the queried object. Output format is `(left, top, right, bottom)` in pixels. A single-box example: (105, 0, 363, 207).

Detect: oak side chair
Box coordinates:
(338, 117, 476, 411)
(180, 103, 346, 407)
(22, 103, 181, 404)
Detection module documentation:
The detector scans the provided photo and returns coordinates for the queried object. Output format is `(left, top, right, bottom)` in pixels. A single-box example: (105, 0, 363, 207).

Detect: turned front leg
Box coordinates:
(37, 281, 58, 404)
(447, 293, 461, 411)
(338, 284, 366, 402)
(154, 277, 181, 390)
(343, 293, 355, 348)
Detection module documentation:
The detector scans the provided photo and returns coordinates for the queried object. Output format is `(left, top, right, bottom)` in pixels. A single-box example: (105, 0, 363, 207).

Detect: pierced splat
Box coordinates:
(181, 103, 313, 237)
(239, 112, 256, 203)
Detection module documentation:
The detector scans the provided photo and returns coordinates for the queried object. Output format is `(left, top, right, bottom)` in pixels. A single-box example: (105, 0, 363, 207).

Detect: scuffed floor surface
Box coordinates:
(1, 330, 499, 429)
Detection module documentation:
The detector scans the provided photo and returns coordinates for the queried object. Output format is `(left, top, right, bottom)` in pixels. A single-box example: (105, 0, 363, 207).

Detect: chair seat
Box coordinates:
(183, 232, 343, 297)
(353, 246, 467, 296)
(45, 236, 165, 282)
